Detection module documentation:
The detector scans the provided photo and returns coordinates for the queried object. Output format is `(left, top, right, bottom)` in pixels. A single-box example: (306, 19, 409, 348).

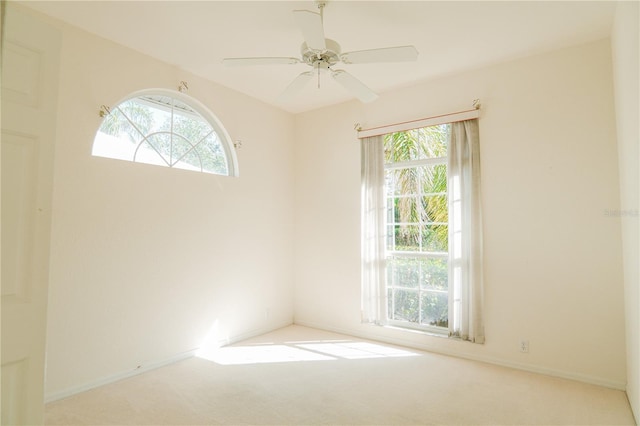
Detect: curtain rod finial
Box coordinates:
(99, 105, 111, 117)
(472, 99, 481, 110)
(354, 122, 362, 131)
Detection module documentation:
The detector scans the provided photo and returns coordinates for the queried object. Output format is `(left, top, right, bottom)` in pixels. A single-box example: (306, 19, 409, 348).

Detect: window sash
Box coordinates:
(387, 250, 447, 258)
(384, 151, 449, 331)
(384, 156, 446, 170)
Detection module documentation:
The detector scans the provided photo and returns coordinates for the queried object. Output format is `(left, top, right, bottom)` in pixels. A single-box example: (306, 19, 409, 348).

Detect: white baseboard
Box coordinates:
(44, 319, 294, 404)
(44, 349, 198, 403)
(293, 319, 627, 391)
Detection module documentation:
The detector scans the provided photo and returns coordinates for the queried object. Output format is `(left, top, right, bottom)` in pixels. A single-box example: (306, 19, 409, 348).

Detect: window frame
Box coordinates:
(93, 88, 239, 177)
(383, 125, 450, 334)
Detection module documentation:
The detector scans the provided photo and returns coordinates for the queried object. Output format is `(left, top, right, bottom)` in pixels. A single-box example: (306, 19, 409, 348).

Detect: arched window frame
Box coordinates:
(94, 88, 239, 177)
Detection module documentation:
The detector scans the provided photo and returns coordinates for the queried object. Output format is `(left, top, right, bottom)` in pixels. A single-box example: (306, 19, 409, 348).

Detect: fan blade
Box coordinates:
(278, 71, 313, 101)
(331, 70, 378, 103)
(293, 10, 326, 51)
(340, 46, 418, 64)
(222, 57, 301, 66)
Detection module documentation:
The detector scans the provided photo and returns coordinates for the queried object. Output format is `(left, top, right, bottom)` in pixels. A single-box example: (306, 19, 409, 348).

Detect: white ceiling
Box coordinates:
(21, 1, 616, 114)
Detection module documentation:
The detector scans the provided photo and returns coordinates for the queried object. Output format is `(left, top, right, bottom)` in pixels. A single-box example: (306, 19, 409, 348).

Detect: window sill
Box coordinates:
(382, 323, 449, 339)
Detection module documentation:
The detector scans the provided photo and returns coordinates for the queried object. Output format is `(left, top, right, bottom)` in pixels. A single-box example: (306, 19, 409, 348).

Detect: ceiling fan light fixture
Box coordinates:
(314, 61, 332, 73)
(300, 39, 341, 66)
(221, 1, 417, 104)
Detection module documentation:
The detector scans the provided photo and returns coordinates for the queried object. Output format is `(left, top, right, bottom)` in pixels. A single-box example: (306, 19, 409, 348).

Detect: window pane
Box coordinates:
(172, 136, 202, 172)
(99, 106, 144, 145)
(394, 224, 420, 251)
(396, 195, 420, 223)
(420, 292, 448, 327)
(420, 258, 448, 291)
(423, 195, 448, 223)
(119, 99, 155, 136)
(172, 113, 212, 145)
(136, 139, 169, 167)
(392, 289, 419, 323)
(383, 124, 449, 163)
(384, 131, 419, 163)
(415, 125, 449, 159)
(416, 164, 447, 194)
(145, 132, 171, 160)
(199, 133, 228, 175)
(387, 257, 420, 289)
(421, 224, 448, 252)
(388, 168, 420, 195)
(389, 195, 421, 226)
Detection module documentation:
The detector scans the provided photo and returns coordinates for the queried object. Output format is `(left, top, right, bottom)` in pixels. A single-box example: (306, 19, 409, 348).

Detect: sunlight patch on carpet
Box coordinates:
(198, 339, 419, 365)
(295, 341, 418, 359)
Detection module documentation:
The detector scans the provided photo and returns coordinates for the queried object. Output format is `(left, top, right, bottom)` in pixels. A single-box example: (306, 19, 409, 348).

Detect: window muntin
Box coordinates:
(93, 90, 238, 176)
(384, 124, 450, 331)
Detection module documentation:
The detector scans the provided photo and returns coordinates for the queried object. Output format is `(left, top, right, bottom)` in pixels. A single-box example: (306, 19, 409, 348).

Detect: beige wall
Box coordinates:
(41, 12, 295, 399)
(612, 1, 640, 419)
(294, 39, 627, 388)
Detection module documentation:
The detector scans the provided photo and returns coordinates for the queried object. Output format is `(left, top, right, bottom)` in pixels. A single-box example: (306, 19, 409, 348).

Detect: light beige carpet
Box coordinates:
(46, 325, 635, 425)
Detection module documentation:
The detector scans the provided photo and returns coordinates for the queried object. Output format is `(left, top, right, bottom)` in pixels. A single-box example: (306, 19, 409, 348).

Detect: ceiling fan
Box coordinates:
(221, 1, 418, 103)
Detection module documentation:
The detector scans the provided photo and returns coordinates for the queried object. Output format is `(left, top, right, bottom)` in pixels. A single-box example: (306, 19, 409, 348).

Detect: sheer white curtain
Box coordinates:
(361, 135, 386, 324)
(448, 119, 485, 343)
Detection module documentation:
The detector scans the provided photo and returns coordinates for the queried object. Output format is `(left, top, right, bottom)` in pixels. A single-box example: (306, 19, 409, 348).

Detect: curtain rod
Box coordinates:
(356, 100, 481, 139)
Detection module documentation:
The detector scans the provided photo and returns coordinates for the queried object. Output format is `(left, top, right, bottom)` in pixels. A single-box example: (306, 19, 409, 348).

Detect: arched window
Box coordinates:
(93, 89, 238, 176)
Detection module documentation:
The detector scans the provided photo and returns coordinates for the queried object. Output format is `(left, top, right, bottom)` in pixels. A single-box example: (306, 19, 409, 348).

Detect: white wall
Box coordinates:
(40, 10, 295, 399)
(611, 1, 640, 419)
(294, 39, 627, 388)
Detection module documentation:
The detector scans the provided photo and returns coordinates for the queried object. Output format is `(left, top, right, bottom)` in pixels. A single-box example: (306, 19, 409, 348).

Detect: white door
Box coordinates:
(1, 4, 61, 424)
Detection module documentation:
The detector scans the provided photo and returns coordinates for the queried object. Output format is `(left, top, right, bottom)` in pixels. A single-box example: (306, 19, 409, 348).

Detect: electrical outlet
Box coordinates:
(519, 340, 529, 353)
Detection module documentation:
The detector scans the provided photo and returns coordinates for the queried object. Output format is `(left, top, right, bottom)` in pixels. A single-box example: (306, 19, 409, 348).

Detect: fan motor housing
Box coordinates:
(301, 38, 341, 67)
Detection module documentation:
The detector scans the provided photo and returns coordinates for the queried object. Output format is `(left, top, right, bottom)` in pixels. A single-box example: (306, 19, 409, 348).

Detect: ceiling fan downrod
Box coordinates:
(316, 1, 327, 16)
(314, 1, 327, 60)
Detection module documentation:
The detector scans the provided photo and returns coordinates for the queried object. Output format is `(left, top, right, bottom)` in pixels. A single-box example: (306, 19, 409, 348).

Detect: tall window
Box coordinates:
(384, 125, 450, 331)
(361, 115, 483, 343)
(93, 90, 238, 176)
